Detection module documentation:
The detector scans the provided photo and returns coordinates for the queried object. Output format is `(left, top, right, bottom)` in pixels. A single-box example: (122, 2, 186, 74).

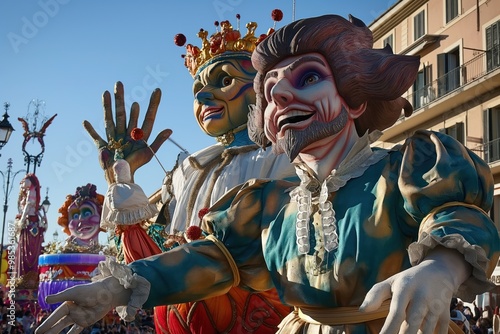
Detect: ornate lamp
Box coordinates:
(0, 103, 15, 151)
(42, 188, 51, 212)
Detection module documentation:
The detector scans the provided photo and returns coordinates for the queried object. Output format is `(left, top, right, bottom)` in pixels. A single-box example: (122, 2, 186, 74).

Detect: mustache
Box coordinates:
(274, 106, 349, 161)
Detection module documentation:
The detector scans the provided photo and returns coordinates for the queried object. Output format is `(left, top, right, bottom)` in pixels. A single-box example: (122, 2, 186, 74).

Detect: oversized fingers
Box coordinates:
(35, 302, 80, 334)
(114, 81, 127, 136)
(138, 87, 162, 142)
(82, 120, 107, 150)
(149, 128, 173, 155)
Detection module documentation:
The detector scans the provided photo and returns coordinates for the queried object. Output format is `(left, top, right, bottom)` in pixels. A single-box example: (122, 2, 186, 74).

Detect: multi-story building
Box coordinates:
(369, 0, 500, 301)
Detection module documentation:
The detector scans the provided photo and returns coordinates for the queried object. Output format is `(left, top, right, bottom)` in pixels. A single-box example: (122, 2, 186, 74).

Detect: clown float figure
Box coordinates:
(82, 10, 295, 334)
(37, 14, 500, 334)
(38, 184, 107, 311)
(56, 183, 104, 251)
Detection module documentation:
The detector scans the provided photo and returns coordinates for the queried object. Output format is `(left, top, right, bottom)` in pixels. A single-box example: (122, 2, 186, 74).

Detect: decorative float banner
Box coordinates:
(38, 253, 106, 311)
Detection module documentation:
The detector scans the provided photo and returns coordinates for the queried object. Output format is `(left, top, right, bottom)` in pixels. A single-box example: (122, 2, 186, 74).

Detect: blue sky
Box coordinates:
(0, 0, 396, 245)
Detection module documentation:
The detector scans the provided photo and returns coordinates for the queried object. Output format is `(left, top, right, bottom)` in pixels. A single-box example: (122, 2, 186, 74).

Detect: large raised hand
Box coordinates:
(83, 81, 172, 184)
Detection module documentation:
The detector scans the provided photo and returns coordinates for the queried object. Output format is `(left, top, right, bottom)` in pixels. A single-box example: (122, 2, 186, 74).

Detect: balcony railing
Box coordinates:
(404, 44, 500, 113)
(470, 138, 500, 164)
(397, 45, 500, 165)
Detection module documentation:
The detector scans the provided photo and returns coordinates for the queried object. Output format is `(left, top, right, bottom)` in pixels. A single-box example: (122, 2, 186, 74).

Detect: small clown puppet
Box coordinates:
(100, 148, 161, 264)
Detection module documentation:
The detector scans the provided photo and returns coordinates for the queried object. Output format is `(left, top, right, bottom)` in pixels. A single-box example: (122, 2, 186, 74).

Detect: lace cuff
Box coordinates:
(93, 257, 151, 321)
(408, 232, 495, 301)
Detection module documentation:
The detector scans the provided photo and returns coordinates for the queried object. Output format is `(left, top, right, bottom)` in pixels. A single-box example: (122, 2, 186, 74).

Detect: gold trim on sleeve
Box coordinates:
(205, 234, 241, 287)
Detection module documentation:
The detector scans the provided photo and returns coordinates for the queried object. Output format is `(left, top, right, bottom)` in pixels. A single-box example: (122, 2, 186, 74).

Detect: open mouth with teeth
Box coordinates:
(278, 113, 314, 130)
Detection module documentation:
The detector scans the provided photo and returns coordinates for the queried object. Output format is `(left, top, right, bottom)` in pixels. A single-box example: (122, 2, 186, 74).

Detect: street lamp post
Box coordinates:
(0, 158, 26, 275)
(42, 187, 50, 213)
(0, 102, 15, 155)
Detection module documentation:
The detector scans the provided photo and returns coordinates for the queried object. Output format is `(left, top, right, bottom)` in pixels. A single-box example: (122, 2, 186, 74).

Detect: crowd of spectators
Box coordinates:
(0, 291, 155, 334)
(450, 297, 500, 334)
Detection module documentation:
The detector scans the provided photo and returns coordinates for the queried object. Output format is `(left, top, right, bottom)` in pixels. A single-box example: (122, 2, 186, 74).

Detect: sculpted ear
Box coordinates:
(348, 101, 367, 119)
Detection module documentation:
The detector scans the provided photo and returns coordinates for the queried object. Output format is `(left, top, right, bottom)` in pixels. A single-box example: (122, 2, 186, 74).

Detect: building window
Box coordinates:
(486, 20, 500, 72)
(414, 10, 426, 41)
(412, 65, 433, 109)
(383, 34, 394, 51)
(483, 106, 500, 163)
(439, 122, 464, 144)
(437, 47, 460, 96)
(446, 0, 459, 23)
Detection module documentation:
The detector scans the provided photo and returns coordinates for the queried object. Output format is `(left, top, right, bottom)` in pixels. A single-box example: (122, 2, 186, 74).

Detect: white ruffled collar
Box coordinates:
(290, 131, 388, 254)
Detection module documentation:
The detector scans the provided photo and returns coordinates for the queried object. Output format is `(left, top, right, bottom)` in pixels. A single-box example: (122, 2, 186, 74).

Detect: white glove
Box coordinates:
(35, 276, 131, 334)
(360, 246, 471, 334)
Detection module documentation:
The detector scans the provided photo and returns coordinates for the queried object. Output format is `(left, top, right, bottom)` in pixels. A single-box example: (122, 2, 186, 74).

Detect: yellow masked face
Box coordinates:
(193, 56, 256, 137)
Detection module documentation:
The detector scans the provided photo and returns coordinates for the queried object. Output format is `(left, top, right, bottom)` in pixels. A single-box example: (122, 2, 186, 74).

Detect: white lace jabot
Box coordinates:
(290, 131, 388, 254)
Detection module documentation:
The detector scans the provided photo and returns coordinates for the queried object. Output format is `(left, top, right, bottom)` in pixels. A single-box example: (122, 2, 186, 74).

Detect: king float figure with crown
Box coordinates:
(151, 11, 296, 333)
(81, 10, 295, 334)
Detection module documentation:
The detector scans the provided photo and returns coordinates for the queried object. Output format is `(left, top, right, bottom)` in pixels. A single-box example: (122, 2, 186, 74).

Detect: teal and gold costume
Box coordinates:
(123, 130, 499, 333)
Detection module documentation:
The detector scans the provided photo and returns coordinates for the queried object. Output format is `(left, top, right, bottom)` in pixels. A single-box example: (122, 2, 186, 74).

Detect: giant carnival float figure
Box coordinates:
(82, 10, 296, 334)
(14, 173, 47, 297)
(36, 14, 500, 334)
(38, 183, 107, 311)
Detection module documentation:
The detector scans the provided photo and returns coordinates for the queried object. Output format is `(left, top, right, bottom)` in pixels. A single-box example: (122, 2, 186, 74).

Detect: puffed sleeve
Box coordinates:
(399, 130, 500, 300)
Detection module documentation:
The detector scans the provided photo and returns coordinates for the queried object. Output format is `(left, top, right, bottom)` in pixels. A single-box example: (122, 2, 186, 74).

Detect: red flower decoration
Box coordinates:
(198, 207, 209, 220)
(174, 33, 186, 47)
(271, 9, 283, 22)
(131, 128, 144, 141)
(257, 33, 268, 44)
(186, 225, 202, 241)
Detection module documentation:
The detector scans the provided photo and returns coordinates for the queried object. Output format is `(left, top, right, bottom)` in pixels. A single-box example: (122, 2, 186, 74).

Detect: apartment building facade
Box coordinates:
(369, 0, 500, 298)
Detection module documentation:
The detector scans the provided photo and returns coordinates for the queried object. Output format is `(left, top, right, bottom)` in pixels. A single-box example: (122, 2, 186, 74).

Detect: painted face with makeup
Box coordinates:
(67, 200, 101, 244)
(262, 52, 364, 161)
(193, 57, 257, 137)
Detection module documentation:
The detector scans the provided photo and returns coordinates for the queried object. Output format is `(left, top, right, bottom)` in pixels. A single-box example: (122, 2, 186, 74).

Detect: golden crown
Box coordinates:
(175, 10, 283, 77)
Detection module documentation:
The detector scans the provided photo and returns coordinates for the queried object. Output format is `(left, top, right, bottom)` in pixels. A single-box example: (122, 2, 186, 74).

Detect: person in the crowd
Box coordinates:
(21, 310, 35, 334)
(35, 14, 500, 334)
(451, 309, 470, 333)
